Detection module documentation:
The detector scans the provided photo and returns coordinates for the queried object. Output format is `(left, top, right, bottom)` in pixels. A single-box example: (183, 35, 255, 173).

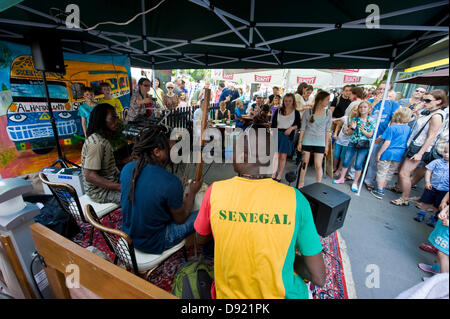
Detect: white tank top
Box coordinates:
(408, 109, 445, 152)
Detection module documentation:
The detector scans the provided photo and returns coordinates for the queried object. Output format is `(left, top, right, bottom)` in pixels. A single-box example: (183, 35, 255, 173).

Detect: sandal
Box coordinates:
(365, 183, 375, 191)
(391, 197, 409, 206)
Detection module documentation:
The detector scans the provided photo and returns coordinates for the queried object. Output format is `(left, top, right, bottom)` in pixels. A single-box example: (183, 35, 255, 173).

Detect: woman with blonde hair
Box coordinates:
(333, 101, 376, 192)
(370, 107, 412, 199)
(162, 82, 179, 110)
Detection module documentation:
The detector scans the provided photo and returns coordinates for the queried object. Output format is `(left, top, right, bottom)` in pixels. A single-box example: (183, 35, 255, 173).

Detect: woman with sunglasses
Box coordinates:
(392, 89, 447, 206)
(163, 82, 179, 110)
(127, 78, 162, 122)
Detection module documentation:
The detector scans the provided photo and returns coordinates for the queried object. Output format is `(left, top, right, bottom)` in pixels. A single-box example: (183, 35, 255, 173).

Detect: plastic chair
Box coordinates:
(84, 204, 187, 277)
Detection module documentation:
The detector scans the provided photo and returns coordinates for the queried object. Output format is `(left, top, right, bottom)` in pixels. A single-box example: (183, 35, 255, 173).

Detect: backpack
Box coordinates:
(172, 257, 214, 299)
(24, 194, 80, 239)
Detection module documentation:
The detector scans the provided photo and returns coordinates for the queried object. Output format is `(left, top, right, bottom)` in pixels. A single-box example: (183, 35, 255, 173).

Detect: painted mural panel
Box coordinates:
(0, 41, 131, 178)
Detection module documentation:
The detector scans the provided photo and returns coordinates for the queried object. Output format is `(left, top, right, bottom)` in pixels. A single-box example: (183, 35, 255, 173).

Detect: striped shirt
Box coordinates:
(81, 133, 119, 202)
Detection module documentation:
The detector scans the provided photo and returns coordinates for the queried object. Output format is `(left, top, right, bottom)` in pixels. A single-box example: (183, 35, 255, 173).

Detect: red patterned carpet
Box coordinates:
(72, 209, 349, 299)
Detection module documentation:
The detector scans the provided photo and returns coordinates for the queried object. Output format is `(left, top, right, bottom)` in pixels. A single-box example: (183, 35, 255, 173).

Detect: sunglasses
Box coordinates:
(167, 87, 174, 89)
(415, 89, 426, 93)
(142, 84, 151, 87)
(423, 98, 434, 103)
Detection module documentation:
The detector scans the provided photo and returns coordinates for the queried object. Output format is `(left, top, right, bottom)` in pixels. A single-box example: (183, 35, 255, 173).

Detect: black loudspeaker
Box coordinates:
(300, 183, 351, 237)
(31, 36, 66, 74)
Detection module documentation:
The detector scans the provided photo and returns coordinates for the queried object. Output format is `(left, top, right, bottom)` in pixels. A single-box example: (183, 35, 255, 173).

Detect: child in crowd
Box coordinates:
(414, 144, 449, 226)
(99, 82, 124, 120)
(178, 92, 188, 108)
(77, 86, 97, 138)
(333, 101, 375, 192)
(371, 108, 412, 199)
(418, 195, 449, 279)
(270, 95, 281, 122)
(332, 105, 358, 178)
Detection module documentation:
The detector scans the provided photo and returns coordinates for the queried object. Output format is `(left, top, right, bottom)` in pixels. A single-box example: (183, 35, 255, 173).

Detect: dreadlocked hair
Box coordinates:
(86, 103, 116, 137)
(128, 124, 171, 204)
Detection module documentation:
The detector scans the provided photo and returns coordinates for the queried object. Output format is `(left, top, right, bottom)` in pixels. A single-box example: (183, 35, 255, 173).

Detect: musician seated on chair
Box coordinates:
(194, 123, 326, 299)
(81, 104, 121, 205)
(120, 125, 203, 254)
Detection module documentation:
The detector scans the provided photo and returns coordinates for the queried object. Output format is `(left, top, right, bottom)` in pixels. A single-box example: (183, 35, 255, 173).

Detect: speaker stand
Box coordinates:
(42, 72, 80, 169)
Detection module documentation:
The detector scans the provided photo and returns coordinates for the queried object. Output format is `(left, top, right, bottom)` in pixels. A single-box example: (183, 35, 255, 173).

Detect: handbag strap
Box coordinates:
(411, 111, 444, 144)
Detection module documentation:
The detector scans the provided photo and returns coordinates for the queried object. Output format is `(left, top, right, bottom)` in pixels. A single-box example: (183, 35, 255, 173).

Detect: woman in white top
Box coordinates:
(150, 77, 165, 107)
(391, 89, 447, 206)
(271, 93, 301, 182)
(295, 84, 315, 116)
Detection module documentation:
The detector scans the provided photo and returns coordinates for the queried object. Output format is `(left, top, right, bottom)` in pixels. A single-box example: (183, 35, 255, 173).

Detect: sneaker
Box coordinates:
(419, 243, 438, 254)
(333, 179, 345, 184)
(418, 263, 440, 274)
(371, 189, 384, 199)
(426, 215, 438, 227)
(351, 184, 358, 192)
(414, 211, 427, 222)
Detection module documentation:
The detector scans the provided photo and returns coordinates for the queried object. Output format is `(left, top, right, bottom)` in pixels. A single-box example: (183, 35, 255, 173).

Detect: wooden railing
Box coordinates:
(30, 223, 177, 299)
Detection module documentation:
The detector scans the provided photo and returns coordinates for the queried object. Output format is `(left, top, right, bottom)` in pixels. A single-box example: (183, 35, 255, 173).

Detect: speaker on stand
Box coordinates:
(30, 35, 78, 168)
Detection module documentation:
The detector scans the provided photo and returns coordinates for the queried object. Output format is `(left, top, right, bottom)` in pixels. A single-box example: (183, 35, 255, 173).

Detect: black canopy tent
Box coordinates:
(0, 0, 448, 70)
(0, 0, 448, 194)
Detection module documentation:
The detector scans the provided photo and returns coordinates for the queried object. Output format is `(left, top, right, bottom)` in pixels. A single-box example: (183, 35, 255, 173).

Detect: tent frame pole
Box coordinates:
(356, 49, 397, 196)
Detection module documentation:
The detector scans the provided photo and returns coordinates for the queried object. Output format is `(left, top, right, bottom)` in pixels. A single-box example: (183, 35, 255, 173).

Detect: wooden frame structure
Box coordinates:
(30, 223, 177, 299)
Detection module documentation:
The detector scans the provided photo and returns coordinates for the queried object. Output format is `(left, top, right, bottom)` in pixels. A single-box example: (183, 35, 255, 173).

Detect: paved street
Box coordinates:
(189, 159, 436, 299)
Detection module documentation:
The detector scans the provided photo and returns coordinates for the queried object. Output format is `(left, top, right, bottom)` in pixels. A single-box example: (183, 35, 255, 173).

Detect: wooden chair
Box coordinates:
(38, 172, 118, 244)
(84, 204, 187, 277)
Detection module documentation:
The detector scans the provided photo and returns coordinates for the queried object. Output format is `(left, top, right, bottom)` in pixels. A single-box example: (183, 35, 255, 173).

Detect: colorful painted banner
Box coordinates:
(0, 40, 131, 178)
(297, 76, 317, 85)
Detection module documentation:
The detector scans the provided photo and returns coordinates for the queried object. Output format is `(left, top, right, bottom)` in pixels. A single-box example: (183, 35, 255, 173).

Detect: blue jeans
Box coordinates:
(333, 143, 348, 162)
(343, 143, 369, 171)
(163, 210, 198, 250)
(364, 142, 382, 186)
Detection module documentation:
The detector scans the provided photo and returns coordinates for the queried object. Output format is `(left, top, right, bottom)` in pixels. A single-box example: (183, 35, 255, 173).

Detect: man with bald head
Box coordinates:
(194, 124, 326, 299)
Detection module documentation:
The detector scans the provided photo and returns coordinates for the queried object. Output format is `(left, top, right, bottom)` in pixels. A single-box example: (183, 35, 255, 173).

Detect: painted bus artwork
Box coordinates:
(6, 55, 130, 153)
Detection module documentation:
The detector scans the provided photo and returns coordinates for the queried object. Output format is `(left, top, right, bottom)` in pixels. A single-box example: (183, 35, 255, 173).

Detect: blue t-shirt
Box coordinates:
(77, 103, 97, 128)
(235, 107, 246, 128)
(219, 88, 240, 103)
(368, 98, 400, 138)
(426, 158, 449, 191)
(120, 162, 184, 254)
(380, 124, 411, 162)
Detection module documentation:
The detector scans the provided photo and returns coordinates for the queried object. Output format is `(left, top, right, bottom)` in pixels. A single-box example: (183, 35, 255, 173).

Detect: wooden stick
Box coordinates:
(0, 235, 36, 299)
(30, 223, 176, 299)
(195, 88, 211, 181)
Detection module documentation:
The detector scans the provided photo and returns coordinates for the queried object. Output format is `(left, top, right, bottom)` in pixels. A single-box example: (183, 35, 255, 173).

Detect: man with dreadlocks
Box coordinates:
(81, 103, 121, 205)
(120, 124, 203, 254)
(194, 123, 326, 299)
